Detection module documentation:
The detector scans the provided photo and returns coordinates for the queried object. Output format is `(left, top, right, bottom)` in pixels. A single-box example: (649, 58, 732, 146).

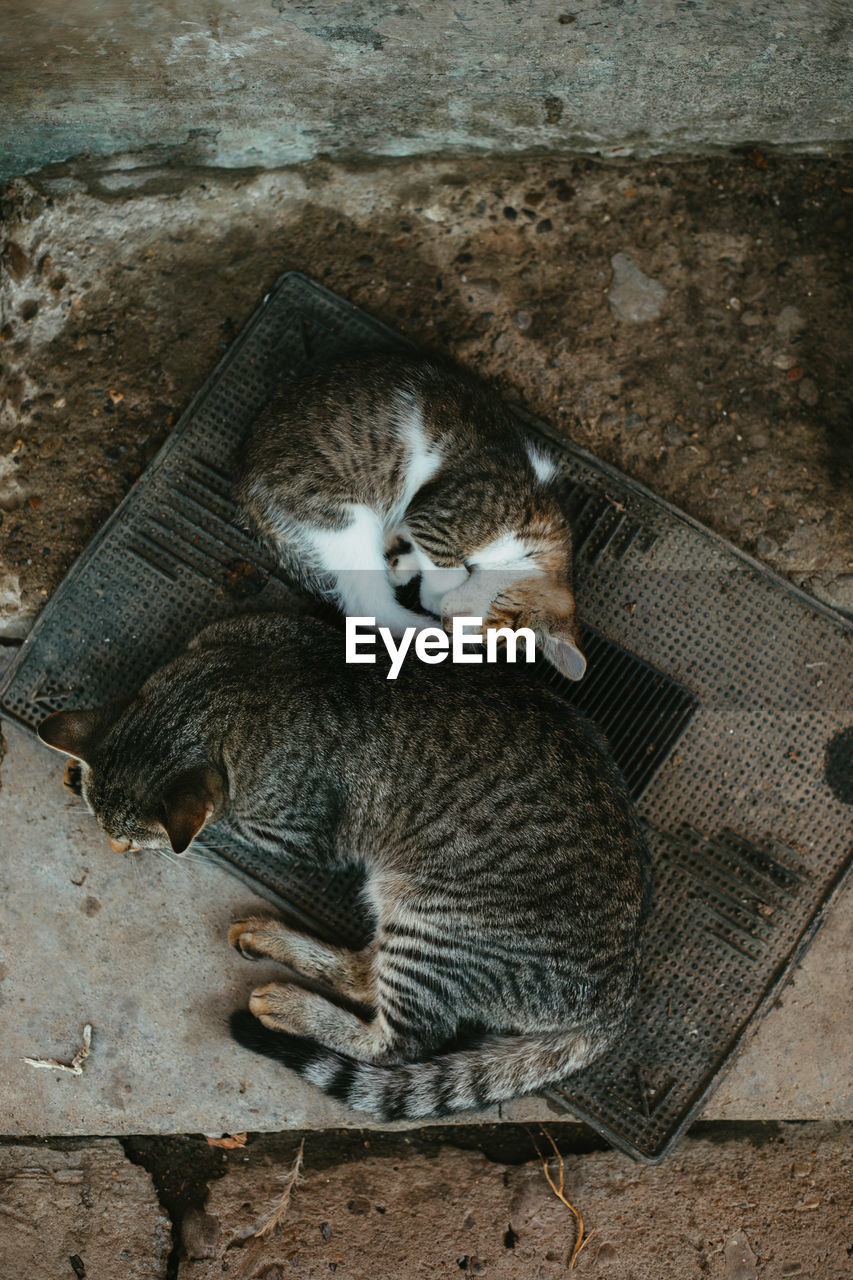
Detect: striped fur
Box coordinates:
(229, 1012, 603, 1121)
(37, 614, 651, 1120)
(234, 353, 586, 676)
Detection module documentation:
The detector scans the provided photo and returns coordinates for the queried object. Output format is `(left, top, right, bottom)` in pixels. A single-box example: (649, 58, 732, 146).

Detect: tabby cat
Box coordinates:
(234, 353, 587, 680)
(38, 613, 650, 1120)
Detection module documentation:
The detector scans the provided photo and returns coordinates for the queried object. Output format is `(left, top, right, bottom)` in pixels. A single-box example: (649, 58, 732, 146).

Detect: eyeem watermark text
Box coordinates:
(346, 616, 536, 680)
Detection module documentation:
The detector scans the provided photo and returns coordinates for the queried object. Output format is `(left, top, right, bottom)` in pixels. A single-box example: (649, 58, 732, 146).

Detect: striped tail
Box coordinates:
(230, 1011, 609, 1121)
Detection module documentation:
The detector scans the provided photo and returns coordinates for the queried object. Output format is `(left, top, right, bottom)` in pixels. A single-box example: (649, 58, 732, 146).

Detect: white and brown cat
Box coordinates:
(234, 353, 586, 679)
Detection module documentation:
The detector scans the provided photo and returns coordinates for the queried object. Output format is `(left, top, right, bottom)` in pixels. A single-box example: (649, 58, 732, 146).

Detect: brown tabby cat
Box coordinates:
(234, 353, 587, 679)
(38, 613, 650, 1120)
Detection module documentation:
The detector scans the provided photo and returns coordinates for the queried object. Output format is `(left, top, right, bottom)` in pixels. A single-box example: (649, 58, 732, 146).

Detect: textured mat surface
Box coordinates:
(2, 272, 851, 1160)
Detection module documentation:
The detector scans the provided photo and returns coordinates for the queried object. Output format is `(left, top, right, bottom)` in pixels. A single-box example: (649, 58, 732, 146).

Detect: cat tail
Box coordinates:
(230, 1011, 609, 1120)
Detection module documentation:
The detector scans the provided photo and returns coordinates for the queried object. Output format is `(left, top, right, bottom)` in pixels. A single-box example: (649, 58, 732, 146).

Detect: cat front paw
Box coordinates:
(248, 982, 306, 1033)
(228, 917, 273, 960)
(63, 758, 83, 796)
(388, 554, 419, 587)
(385, 532, 419, 586)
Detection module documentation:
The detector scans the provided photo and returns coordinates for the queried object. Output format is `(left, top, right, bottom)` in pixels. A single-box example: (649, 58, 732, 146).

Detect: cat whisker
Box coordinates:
(151, 846, 185, 871)
(179, 849, 215, 868)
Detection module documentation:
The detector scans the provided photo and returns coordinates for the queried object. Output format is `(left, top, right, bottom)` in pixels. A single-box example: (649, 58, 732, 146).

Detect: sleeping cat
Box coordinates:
(37, 612, 650, 1121)
(234, 353, 587, 680)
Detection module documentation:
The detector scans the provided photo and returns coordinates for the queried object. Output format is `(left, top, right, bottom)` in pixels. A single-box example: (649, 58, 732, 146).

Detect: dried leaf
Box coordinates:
(206, 1132, 248, 1150)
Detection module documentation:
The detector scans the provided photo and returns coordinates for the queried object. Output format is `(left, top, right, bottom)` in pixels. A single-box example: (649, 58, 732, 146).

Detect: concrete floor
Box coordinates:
(1, 149, 852, 1276)
(1, 151, 852, 1136)
(2, 152, 852, 636)
(3, 1124, 851, 1279)
(1, 714, 851, 1138)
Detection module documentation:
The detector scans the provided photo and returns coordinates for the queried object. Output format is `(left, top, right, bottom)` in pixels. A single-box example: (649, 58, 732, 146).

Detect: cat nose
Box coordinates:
(108, 836, 132, 853)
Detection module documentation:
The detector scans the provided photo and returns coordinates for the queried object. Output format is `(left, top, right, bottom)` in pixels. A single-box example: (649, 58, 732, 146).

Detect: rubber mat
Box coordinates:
(1, 272, 851, 1161)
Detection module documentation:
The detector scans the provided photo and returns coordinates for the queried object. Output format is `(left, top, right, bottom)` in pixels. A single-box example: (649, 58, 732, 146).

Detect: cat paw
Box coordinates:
(229, 918, 274, 961)
(387, 552, 419, 586)
(63, 758, 83, 796)
(385, 532, 419, 585)
(248, 982, 305, 1032)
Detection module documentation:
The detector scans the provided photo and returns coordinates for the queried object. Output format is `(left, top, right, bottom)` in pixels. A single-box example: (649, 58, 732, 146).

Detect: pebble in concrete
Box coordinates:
(0, 1140, 171, 1279)
(775, 305, 805, 341)
(607, 251, 667, 323)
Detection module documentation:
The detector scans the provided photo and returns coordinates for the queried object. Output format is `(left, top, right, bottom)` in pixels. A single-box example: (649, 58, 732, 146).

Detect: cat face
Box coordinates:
(436, 531, 586, 681)
(37, 700, 222, 854)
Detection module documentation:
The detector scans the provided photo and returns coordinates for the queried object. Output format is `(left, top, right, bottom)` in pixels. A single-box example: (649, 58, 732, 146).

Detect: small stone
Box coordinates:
(37, 436, 61, 459)
(421, 204, 446, 223)
(724, 1230, 757, 1280)
(0, 486, 26, 513)
(608, 252, 666, 323)
(740, 311, 762, 326)
(624, 413, 643, 429)
(596, 1242, 618, 1262)
(775, 305, 805, 340)
(781, 1264, 803, 1276)
(756, 535, 779, 558)
(682, 442, 711, 464)
(795, 1195, 820, 1210)
(514, 310, 532, 331)
(798, 377, 818, 406)
(469, 277, 500, 296)
(503, 206, 517, 220)
(772, 352, 799, 370)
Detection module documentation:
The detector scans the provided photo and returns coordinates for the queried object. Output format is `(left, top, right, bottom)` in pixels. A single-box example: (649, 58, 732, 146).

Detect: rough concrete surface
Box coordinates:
(1, 1, 851, 181)
(0, 714, 851, 1138)
(0, 1138, 171, 1278)
(171, 1124, 853, 1279)
(1, 149, 852, 1139)
(1, 152, 852, 639)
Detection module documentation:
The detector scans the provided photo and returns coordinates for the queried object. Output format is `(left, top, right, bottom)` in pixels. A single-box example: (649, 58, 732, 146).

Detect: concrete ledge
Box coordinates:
(172, 1122, 852, 1277)
(1, 1, 851, 180)
(0, 1138, 170, 1277)
(1, 717, 850, 1138)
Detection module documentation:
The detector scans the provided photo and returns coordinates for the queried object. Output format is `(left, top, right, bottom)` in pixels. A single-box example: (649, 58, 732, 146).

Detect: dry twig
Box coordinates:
(531, 1126, 595, 1270)
(23, 1024, 92, 1076)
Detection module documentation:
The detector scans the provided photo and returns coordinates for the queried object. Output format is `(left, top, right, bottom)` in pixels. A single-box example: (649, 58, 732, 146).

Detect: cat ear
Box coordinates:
(162, 768, 223, 854)
(541, 631, 587, 682)
(37, 697, 133, 762)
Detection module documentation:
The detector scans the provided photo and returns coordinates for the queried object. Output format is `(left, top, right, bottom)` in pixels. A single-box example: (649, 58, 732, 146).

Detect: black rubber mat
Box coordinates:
(1, 272, 851, 1161)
